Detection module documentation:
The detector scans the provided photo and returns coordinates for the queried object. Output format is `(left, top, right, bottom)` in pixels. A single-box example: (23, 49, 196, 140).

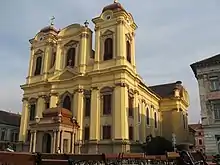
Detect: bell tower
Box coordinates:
(92, 1, 137, 71)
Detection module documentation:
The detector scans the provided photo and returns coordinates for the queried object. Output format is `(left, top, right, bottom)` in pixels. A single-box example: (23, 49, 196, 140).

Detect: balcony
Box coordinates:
(206, 91, 220, 100)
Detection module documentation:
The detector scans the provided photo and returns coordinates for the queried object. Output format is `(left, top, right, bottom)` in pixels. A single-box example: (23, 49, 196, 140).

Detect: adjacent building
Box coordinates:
(191, 54, 220, 155)
(189, 124, 205, 152)
(0, 110, 21, 151)
(19, 1, 190, 153)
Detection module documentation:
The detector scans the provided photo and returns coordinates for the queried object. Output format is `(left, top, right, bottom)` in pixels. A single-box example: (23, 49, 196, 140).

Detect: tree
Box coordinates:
(143, 135, 173, 155)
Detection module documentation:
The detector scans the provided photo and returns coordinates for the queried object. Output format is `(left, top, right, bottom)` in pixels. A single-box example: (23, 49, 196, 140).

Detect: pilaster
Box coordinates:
(55, 43, 62, 74)
(43, 44, 53, 80)
(29, 132, 33, 152)
(94, 26, 101, 70)
(114, 82, 129, 140)
(131, 32, 136, 70)
(140, 99, 146, 142)
(53, 130, 57, 153)
(90, 87, 100, 140)
(60, 131, 63, 153)
(73, 88, 84, 141)
(116, 19, 126, 66)
(19, 98, 29, 142)
(32, 130, 37, 152)
(79, 30, 88, 74)
(27, 49, 35, 84)
(133, 90, 139, 141)
(50, 92, 58, 108)
(37, 96, 45, 118)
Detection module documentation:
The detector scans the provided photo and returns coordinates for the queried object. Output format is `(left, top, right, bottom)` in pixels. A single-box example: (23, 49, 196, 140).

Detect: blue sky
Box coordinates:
(0, 0, 220, 123)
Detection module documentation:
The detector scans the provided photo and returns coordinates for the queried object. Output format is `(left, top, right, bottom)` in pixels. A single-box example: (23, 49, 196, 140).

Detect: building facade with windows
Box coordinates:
(191, 54, 220, 155)
(19, 1, 190, 153)
(0, 110, 21, 151)
(189, 124, 205, 152)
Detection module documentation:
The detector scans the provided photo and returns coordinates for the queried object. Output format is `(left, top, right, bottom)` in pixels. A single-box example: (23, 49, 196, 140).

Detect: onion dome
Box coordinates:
(102, 1, 125, 13)
(40, 25, 58, 33)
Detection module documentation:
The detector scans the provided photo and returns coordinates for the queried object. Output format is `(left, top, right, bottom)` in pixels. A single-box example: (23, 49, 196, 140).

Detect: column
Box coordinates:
(55, 43, 63, 74)
(79, 30, 88, 74)
(53, 130, 57, 153)
(50, 92, 58, 108)
(114, 83, 128, 140)
(94, 26, 100, 70)
(57, 130, 61, 151)
(60, 131, 63, 153)
(71, 132, 74, 154)
(133, 90, 139, 141)
(37, 96, 45, 118)
(116, 18, 126, 66)
(90, 87, 100, 140)
(74, 88, 84, 141)
(27, 47, 35, 84)
(32, 130, 37, 152)
(19, 98, 29, 142)
(29, 132, 33, 152)
(43, 44, 52, 80)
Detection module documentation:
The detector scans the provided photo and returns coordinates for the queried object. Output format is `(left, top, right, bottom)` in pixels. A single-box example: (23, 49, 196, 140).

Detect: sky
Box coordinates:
(0, 0, 220, 123)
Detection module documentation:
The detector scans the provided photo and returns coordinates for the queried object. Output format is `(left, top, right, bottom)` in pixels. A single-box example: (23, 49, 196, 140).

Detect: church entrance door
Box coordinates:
(42, 133, 51, 153)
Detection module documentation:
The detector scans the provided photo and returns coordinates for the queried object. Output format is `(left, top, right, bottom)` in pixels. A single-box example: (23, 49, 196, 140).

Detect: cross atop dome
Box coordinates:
(114, 0, 118, 3)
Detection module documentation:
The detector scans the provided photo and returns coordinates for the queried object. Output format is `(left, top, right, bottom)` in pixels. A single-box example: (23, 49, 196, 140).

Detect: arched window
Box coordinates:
(101, 87, 113, 115)
(104, 38, 113, 60)
(62, 95, 71, 111)
(128, 96, 133, 117)
(138, 104, 141, 123)
(126, 41, 131, 63)
(34, 56, 42, 76)
(66, 48, 76, 67)
(146, 108, 150, 125)
(154, 112, 157, 128)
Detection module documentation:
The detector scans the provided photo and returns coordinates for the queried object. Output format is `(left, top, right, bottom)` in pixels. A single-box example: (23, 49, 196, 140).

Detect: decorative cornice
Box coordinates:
(116, 19, 125, 25)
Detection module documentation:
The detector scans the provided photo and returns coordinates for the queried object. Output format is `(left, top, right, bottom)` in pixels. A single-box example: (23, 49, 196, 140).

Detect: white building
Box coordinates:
(191, 54, 220, 155)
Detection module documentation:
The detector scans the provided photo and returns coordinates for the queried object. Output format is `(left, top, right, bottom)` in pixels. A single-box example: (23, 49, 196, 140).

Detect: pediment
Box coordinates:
(34, 49, 44, 55)
(49, 68, 77, 81)
(103, 29, 114, 35)
(64, 40, 79, 48)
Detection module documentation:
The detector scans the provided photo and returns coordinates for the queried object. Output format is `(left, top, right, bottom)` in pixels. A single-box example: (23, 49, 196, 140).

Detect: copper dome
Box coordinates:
(40, 25, 58, 33)
(102, 2, 125, 13)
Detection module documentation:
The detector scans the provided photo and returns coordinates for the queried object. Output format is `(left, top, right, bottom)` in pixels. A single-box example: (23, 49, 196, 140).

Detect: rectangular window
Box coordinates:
(27, 130, 31, 141)
(209, 76, 219, 91)
(213, 103, 220, 120)
(103, 94, 111, 115)
(154, 112, 157, 128)
(103, 125, 111, 139)
(14, 133, 18, 142)
(128, 96, 133, 117)
(129, 126, 133, 140)
(146, 108, 150, 125)
(85, 97, 91, 117)
(84, 127, 90, 141)
(29, 104, 36, 121)
(198, 139, 203, 145)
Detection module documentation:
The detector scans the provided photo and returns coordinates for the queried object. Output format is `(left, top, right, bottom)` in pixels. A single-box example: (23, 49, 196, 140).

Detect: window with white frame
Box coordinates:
(209, 76, 219, 91)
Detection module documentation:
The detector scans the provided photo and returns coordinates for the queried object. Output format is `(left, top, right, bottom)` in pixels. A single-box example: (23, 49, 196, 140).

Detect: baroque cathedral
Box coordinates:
(19, 1, 190, 153)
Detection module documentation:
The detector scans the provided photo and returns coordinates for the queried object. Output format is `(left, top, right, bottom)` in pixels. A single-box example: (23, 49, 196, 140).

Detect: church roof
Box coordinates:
(102, 2, 125, 13)
(190, 53, 220, 77)
(43, 107, 72, 117)
(149, 81, 182, 98)
(189, 124, 203, 131)
(0, 110, 21, 127)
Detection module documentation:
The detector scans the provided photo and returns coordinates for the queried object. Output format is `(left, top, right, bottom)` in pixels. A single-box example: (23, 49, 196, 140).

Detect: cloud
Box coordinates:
(0, 0, 220, 123)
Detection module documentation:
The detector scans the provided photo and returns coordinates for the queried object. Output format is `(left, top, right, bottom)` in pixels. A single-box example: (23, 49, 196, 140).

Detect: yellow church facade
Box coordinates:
(19, 1, 190, 153)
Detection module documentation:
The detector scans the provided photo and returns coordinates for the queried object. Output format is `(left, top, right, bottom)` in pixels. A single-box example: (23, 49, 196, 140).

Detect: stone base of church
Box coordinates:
(82, 139, 142, 154)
